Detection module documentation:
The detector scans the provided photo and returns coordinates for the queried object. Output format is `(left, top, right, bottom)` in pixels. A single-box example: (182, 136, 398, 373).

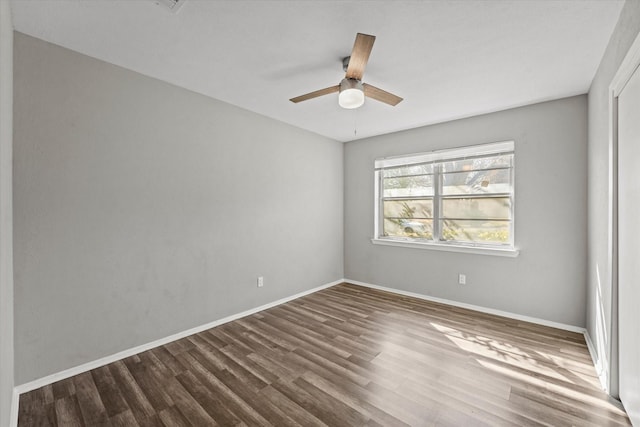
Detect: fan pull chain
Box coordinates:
(353, 108, 358, 137)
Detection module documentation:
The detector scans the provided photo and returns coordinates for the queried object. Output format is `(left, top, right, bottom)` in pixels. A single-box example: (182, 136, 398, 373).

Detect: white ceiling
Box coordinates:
(11, 0, 623, 142)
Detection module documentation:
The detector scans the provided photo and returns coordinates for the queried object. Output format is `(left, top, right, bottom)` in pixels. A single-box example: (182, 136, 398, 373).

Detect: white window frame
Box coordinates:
(372, 141, 519, 257)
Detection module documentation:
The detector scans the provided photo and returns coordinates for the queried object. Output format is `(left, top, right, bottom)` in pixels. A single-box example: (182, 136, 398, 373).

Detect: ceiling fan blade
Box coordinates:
(345, 33, 376, 80)
(363, 83, 403, 106)
(290, 85, 340, 103)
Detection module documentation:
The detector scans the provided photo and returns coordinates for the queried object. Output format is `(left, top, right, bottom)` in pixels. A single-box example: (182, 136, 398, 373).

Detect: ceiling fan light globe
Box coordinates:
(339, 79, 365, 109)
(339, 89, 364, 109)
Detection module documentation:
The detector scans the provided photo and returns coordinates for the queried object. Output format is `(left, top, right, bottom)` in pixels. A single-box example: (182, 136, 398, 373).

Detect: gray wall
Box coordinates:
(345, 96, 587, 327)
(13, 33, 344, 385)
(0, 1, 14, 424)
(587, 0, 640, 395)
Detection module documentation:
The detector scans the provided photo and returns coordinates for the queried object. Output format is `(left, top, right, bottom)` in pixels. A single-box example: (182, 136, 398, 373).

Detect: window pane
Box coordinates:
(382, 163, 433, 178)
(383, 218, 433, 239)
(440, 220, 510, 243)
(375, 142, 515, 248)
(442, 168, 511, 195)
(383, 175, 434, 197)
(442, 197, 511, 220)
(383, 199, 433, 219)
(440, 154, 512, 173)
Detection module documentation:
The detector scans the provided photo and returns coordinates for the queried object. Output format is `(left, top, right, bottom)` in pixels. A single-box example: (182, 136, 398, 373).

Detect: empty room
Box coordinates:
(1, 0, 640, 425)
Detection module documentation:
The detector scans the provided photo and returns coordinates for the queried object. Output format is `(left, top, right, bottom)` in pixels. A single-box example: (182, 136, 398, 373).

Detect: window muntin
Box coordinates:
(375, 141, 514, 248)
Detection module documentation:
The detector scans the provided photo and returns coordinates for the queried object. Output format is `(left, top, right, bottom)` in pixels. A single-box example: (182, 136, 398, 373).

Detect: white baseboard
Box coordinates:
(344, 279, 586, 334)
(584, 330, 609, 393)
(14, 279, 343, 396)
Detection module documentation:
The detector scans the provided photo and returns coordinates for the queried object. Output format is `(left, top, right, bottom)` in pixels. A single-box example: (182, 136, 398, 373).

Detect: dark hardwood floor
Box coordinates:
(18, 283, 630, 426)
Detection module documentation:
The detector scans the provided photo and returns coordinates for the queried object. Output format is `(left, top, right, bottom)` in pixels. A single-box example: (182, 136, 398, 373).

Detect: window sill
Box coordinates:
(371, 238, 520, 257)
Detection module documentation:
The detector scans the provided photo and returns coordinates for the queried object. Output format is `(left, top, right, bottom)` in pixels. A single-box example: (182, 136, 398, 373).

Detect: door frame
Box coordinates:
(608, 30, 640, 398)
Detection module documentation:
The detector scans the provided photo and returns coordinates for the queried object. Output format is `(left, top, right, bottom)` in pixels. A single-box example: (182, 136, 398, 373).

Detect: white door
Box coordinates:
(618, 62, 640, 426)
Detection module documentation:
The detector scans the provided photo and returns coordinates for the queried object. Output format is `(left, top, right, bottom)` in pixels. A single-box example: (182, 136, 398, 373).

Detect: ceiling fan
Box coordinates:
(289, 33, 403, 109)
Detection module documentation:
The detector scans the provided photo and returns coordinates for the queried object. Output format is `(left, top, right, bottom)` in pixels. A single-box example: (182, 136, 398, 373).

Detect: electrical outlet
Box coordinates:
(257, 276, 264, 288)
(458, 274, 466, 285)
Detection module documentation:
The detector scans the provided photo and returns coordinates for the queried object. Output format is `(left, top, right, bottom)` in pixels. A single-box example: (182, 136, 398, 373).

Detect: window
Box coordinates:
(374, 141, 515, 254)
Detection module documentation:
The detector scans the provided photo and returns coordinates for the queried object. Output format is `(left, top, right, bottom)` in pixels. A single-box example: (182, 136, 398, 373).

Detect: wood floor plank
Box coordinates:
(90, 366, 131, 418)
(157, 406, 190, 427)
(42, 385, 55, 406)
(209, 366, 299, 426)
(18, 283, 632, 426)
(163, 377, 219, 426)
(149, 346, 185, 376)
(51, 378, 75, 401)
(176, 350, 272, 426)
(219, 343, 279, 385)
(136, 413, 163, 427)
(108, 410, 139, 427)
(54, 396, 84, 427)
(395, 371, 544, 427)
(271, 378, 364, 427)
(173, 369, 242, 426)
(107, 360, 156, 423)
(260, 384, 328, 427)
(361, 380, 443, 425)
(509, 384, 630, 425)
(71, 372, 108, 425)
(18, 392, 56, 427)
(300, 370, 409, 427)
(127, 361, 174, 413)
